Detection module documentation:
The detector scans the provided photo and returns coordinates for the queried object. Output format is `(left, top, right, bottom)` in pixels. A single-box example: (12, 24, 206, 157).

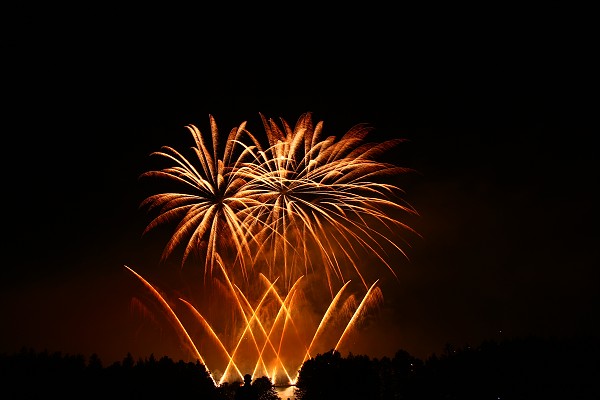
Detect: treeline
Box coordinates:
(295, 335, 600, 399)
(0, 348, 283, 400)
(1, 335, 598, 399)
(0, 350, 221, 399)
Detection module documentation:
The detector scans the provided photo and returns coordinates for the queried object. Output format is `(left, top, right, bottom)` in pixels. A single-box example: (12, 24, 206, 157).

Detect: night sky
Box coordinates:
(2, 7, 597, 369)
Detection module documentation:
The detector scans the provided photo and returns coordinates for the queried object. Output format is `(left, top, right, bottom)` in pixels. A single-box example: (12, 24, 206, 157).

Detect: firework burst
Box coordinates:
(131, 112, 419, 384)
(140, 112, 418, 293)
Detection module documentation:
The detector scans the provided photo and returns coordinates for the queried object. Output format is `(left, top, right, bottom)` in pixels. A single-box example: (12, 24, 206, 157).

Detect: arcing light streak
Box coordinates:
(126, 264, 383, 384)
(334, 279, 381, 351)
(301, 280, 352, 364)
(124, 265, 215, 385)
(178, 297, 244, 382)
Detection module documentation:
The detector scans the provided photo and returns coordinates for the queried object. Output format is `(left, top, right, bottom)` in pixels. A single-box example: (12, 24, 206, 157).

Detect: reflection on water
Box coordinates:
(274, 385, 295, 399)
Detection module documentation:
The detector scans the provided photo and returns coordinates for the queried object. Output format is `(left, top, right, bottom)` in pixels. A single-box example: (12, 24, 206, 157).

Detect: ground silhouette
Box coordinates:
(1, 335, 598, 399)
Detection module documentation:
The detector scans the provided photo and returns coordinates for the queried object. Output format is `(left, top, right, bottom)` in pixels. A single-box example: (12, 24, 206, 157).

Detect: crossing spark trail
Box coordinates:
(130, 112, 419, 384)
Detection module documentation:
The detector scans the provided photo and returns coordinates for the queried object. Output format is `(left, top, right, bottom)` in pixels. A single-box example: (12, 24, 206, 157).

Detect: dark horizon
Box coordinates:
(3, 335, 598, 399)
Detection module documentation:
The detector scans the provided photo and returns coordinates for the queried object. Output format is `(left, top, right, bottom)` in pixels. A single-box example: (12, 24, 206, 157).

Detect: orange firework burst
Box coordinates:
(140, 112, 418, 293)
(128, 112, 419, 384)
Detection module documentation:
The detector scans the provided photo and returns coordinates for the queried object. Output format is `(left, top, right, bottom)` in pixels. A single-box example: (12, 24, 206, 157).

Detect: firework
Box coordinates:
(131, 112, 419, 384)
(140, 112, 418, 293)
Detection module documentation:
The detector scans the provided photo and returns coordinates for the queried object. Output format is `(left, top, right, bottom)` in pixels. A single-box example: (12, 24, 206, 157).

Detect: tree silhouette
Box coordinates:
(252, 376, 279, 400)
(1, 336, 598, 399)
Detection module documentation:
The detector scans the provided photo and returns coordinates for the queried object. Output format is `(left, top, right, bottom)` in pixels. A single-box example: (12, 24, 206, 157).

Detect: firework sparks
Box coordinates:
(132, 112, 419, 384)
(141, 112, 418, 293)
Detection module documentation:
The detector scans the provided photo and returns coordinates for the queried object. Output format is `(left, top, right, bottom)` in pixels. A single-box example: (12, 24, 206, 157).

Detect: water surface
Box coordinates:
(274, 384, 295, 399)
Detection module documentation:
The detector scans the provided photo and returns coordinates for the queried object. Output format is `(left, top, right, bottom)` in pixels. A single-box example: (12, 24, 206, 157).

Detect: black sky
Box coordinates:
(2, 7, 597, 366)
